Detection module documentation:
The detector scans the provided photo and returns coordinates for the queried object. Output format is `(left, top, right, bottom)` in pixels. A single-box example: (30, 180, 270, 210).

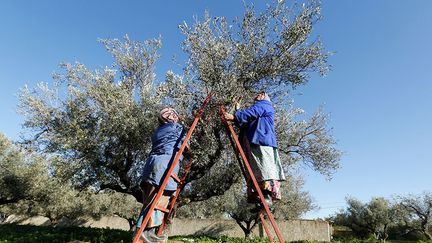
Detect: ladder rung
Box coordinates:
(155, 205, 170, 213)
(171, 174, 181, 183)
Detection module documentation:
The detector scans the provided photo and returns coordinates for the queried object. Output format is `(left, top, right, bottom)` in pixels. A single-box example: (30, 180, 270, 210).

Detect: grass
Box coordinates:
(0, 225, 270, 243)
(0, 224, 130, 243)
(0, 224, 430, 243)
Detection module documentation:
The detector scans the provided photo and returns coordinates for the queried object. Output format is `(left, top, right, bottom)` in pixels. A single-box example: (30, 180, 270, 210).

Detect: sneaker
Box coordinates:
(263, 193, 273, 209)
(140, 228, 167, 243)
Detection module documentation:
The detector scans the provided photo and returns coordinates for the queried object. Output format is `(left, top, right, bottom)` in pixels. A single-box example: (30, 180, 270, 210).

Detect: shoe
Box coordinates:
(247, 194, 261, 204)
(263, 193, 273, 209)
(140, 228, 167, 243)
(249, 203, 263, 214)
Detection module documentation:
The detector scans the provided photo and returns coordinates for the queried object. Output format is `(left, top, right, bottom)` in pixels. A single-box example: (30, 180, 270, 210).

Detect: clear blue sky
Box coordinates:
(1, 1, 431, 219)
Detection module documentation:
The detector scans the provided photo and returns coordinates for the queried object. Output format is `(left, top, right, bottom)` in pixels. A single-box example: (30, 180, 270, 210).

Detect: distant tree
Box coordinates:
(3, 186, 141, 228)
(18, 0, 341, 222)
(332, 197, 396, 242)
(0, 132, 47, 205)
(1, 133, 140, 225)
(397, 192, 432, 240)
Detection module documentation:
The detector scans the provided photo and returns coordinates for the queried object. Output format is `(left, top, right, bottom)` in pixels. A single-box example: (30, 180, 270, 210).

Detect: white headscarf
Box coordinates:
(256, 91, 271, 101)
(158, 107, 179, 123)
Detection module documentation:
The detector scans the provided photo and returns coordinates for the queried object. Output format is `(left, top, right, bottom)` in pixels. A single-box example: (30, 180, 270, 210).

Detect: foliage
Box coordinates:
(18, 37, 161, 201)
(17, 1, 341, 232)
(332, 193, 432, 242)
(1, 133, 141, 225)
(1, 188, 141, 227)
(331, 197, 397, 242)
(0, 133, 70, 209)
(396, 192, 432, 240)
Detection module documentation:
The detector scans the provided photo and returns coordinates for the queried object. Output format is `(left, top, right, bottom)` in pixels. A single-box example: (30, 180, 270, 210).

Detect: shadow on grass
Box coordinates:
(170, 235, 270, 243)
(194, 222, 232, 237)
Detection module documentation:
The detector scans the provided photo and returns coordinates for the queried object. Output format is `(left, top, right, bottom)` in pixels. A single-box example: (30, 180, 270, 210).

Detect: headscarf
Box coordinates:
(262, 92, 271, 101)
(158, 107, 179, 124)
(255, 91, 271, 101)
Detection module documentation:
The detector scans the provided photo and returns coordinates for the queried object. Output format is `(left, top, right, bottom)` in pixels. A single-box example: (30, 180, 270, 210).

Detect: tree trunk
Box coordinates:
(424, 230, 432, 240)
(422, 224, 432, 239)
(379, 225, 389, 243)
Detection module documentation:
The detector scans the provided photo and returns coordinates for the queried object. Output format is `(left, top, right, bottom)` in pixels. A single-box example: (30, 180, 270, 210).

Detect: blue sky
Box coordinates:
(1, 1, 431, 219)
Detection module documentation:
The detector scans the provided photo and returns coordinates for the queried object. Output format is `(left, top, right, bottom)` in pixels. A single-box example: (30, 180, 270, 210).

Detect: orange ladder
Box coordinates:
(219, 105, 284, 243)
(132, 95, 284, 242)
(132, 93, 212, 243)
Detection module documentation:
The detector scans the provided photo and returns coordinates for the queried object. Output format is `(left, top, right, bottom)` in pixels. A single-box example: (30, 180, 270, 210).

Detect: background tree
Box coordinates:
(396, 192, 432, 240)
(1, 133, 140, 226)
(18, 0, 341, 224)
(331, 197, 396, 242)
(0, 133, 50, 206)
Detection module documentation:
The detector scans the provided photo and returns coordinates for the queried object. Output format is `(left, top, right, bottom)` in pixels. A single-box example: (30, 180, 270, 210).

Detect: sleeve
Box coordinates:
(234, 104, 263, 126)
(175, 125, 188, 150)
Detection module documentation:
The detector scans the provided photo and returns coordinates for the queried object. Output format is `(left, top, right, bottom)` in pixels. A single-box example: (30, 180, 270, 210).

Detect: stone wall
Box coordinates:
(169, 219, 331, 242)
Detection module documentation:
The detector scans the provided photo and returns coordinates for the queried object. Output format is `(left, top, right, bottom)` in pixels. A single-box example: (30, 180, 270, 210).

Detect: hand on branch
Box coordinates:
(234, 101, 241, 111)
(224, 112, 235, 121)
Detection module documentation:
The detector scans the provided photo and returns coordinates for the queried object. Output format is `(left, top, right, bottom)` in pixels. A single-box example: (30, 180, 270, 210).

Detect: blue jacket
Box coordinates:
(234, 100, 278, 148)
(141, 122, 185, 191)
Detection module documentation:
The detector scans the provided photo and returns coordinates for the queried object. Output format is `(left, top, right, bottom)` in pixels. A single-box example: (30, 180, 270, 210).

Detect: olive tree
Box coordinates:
(397, 192, 432, 240)
(1, 132, 140, 225)
(18, 0, 340, 214)
(0, 132, 37, 205)
(0, 133, 61, 209)
(332, 197, 398, 242)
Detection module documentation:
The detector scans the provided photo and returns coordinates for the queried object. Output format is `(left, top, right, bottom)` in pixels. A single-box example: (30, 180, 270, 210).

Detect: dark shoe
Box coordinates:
(249, 204, 263, 214)
(247, 193, 260, 204)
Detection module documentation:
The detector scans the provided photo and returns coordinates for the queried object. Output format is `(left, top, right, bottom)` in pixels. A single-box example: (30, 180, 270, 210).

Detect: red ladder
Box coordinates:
(132, 95, 284, 242)
(132, 93, 212, 243)
(219, 105, 285, 243)
(155, 143, 193, 236)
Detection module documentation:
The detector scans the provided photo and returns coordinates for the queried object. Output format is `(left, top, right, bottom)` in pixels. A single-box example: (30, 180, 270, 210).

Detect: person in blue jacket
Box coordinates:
(224, 91, 286, 207)
(136, 107, 185, 242)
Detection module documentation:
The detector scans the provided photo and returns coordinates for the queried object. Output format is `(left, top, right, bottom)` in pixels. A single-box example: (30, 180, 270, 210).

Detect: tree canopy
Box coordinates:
(332, 193, 432, 242)
(18, 0, 341, 209)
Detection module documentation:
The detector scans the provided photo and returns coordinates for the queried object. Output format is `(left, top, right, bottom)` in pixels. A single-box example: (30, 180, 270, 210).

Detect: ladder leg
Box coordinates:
(157, 157, 194, 236)
(259, 212, 274, 243)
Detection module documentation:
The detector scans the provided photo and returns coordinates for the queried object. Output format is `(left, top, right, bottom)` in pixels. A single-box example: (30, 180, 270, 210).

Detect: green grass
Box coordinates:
(0, 225, 271, 243)
(0, 224, 131, 243)
(0, 224, 430, 243)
